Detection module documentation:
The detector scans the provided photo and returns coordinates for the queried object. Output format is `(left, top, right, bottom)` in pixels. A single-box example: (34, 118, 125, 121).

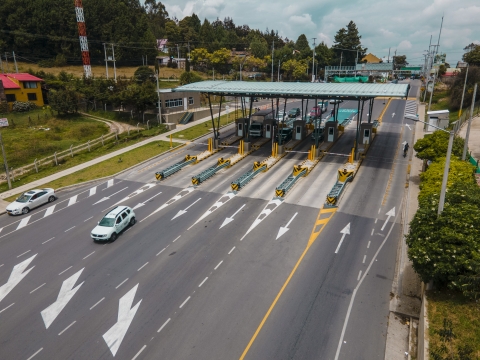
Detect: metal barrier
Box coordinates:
(155, 155, 197, 180)
(325, 167, 355, 207)
(192, 158, 230, 185)
(275, 166, 308, 197)
(231, 162, 267, 191)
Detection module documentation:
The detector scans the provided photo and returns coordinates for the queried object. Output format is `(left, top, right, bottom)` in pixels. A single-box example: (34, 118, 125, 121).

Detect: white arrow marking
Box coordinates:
(141, 187, 195, 222)
(41, 268, 85, 329)
(16, 216, 31, 230)
(93, 187, 129, 205)
(172, 198, 201, 220)
(189, 192, 236, 230)
(0, 254, 37, 304)
(381, 207, 396, 231)
(241, 198, 283, 241)
(276, 212, 298, 240)
(103, 284, 142, 357)
(392, 112, 396, 118)
(114, 183, 156, 206)
(405, 124, 411, 130)
(335, 223, 351, 254)
(132, 191, 162, 210)
(220, 204, 246, 229)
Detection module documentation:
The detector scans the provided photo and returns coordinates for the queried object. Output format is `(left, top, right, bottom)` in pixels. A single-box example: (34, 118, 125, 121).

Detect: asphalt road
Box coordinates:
(0, 97, 410, 360)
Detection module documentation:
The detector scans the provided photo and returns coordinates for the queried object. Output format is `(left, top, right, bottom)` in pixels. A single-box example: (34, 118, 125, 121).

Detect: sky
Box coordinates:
(159, 0, 480, 66)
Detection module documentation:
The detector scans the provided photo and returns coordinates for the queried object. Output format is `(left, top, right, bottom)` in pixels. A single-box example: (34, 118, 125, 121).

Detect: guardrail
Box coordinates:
(155, 155, 197, 180)
(192, 158, 230, 185)
(275, 165, 308, 197)
(231, 162, 267, 191)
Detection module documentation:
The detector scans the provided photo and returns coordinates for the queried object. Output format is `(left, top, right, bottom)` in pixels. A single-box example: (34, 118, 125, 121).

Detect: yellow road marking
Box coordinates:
(239, 207, 337, 359)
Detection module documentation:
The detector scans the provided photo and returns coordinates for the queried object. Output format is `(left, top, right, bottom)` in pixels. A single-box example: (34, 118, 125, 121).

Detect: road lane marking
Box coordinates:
(179, 296, 191, 308)
(241, 198, 283, 241)
(116, 278, 129, 289)
(140, 186, 196, 222)
(26, 348, 43, 360)
(58, 321, 76, 335)
(367, 241, 371, 249)
(172, 235, 181, 242)
(90, 297, 105, 310)
(44, 205, 55, 217)
(198, 277, 208, 287)
(240, 206, 336, 360)
(357, 271, 362, 281)
(83, 251, 95, 260)
(16, 216, 31, 230)
(17, 250, 31, 258)
(0, 264, 3, 268)
(371, 229, 374, 236)
(363, 255, 366, 264)
(68, 195, 78, 207)
(0, 254, 37, 303)
(89, 187, 97, 196)
(132, 345, 147, 360)
(190, 192, 237, 230)
(156, 247, 168, 256)
(0, 303, 14, 313)
(84, 216, 93, 222)
(42, 237, 55, 244)
(334, 198, 403, 359)
(375, 218, 378, 223)
(137, 262, 149, 272)
(58, 266, 72, 276)
(228, 246, 235, 255)
(107, 179, 114, 188)
(30, 283, 46, 294)
(214, 261, 223, 270)
(65, 226, 76, 232)
(157, 318, 171, 333)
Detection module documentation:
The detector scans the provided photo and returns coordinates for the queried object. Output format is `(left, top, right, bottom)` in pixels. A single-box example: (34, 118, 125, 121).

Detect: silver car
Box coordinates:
(6, 188, 56, 215)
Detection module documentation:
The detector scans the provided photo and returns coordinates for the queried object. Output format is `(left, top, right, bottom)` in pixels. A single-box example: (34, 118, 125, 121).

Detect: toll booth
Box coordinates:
(324, 121, 339, 142)
(236, 117, 250, 137)
(263, 118, 276, 139)
(360, 123, 373, 145)
(293, 120, 306, 141)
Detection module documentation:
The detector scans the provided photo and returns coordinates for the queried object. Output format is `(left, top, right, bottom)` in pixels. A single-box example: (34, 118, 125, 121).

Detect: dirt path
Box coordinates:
(79, 113, 139, 134)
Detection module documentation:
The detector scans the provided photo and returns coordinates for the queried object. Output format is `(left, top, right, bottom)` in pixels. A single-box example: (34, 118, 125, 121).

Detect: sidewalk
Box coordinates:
(0, 109, 231, 210)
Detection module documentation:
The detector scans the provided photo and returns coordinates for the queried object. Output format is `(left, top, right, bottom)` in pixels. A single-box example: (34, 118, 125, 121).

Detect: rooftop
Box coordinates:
(6, 73, 43, 82)
(0, 74, 20, 89)
(173, 81, 410, 100)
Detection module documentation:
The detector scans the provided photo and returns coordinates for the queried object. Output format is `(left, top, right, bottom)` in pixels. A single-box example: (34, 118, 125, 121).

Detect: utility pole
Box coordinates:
(156, 71, 162, 124)
(459, 65, 469, 117)
(387, 47, 390, 63)
(0, 56, 3, 73)
(4, 53, 9, 73)
(278, 59, 281, 82)
(12, 51, 18, 73)
(111, 44, 117, 82)
(311, 38, 316, 82)
(271, 39, 274, 82)
(339, 52, 343, 68)
(176, 44, 180, 68)
(428, 71, 437, 112)
(436, 15, 444, 58)
(0, 133, 11, 190)
(462, 83, 477, 161)
(103, 43, 109, 79)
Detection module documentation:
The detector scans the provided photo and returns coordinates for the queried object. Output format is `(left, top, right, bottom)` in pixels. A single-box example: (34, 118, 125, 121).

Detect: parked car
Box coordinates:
(329, 99, 343, 104)
(276, 128, 293, 143)
(288, 108, 300, 118)
(276, 110, 286, 121)
(6, 188, 56, 215)
(310, 106, 323, 119)
(91, 206, 136, 242)
(311, 127, 325, 141)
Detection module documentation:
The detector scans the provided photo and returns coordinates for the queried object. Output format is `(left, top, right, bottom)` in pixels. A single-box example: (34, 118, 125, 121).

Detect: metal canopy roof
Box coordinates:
(173, 80, 410, 99)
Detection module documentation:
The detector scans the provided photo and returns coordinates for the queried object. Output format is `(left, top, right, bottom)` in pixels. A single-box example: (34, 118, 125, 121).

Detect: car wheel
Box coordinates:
(22, 207, 30, 214)
(129, 217, 136, 226)
(110, 232, 117, 242)
(48, 195, 55, 203)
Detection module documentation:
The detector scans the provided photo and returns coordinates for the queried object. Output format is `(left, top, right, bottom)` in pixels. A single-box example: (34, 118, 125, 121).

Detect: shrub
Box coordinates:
(12, 101, 37, 112)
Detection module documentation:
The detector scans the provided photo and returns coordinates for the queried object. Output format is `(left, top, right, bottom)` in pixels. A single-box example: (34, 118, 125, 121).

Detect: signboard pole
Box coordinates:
(0, 132, 12, 189)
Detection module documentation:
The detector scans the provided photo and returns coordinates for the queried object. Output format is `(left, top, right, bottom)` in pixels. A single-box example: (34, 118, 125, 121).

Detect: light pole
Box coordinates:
(458, 64, 469, 118)
(239, 55, 249, 81)
(405, 114, 454, 216)
(462, 83, 477, 161)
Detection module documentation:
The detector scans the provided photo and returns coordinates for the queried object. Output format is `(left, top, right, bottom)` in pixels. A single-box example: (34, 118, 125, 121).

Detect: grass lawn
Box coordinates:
(427, 290, 480, 358)
(427, 89, 461, 123)
(172, 109, 241, 140)
(1, 124, 170, 195)
(0, 109, 109, 168)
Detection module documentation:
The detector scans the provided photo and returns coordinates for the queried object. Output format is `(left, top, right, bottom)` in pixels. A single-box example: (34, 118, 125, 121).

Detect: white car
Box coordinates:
(91, 206, 136, 242)
(6, 188, 56, 215)
(329, 99, 344, 104)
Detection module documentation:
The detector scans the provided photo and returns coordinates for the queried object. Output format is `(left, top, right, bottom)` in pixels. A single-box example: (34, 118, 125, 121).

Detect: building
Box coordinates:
(157, 39, 168, 52)
(457, 61, 468, 68)
(157, 90, 200, 114)
(0, 73, 44, 110)
(361, 53, 382, 63)
(156, 56, 170, 66)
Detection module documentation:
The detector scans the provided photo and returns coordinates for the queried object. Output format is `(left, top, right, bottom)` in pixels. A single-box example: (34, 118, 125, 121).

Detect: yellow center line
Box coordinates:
(239, 207, 337, 359)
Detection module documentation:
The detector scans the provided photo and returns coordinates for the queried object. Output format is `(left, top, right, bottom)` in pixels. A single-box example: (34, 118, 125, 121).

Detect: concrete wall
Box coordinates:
(418, 284, 429, 360)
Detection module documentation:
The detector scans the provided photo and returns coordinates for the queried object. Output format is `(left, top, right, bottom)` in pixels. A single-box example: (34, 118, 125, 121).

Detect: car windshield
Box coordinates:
(98, 217, 115, 227)
(16, 194, 32, 203)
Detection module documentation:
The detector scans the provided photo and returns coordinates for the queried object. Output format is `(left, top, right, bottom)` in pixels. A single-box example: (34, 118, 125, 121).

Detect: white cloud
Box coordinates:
(289, 14, 315, 28)
(317, 32, 332, 46)
(397, 40, 412, 51)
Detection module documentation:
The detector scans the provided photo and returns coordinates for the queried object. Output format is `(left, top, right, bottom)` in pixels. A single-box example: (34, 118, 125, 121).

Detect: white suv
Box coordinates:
(91, 206, 136, 242)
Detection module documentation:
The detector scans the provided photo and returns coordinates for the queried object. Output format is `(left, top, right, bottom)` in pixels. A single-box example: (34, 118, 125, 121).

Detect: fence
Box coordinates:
(452, 100, 480, 133)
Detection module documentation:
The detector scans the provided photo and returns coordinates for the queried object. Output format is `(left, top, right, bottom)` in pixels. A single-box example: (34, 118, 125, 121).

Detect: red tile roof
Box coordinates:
(0, 74, 20, 89)
(6, 73, 43, 82)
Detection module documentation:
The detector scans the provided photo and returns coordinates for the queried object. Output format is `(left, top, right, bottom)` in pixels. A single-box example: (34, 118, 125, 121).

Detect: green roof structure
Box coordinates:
(173, 80, 410, 100)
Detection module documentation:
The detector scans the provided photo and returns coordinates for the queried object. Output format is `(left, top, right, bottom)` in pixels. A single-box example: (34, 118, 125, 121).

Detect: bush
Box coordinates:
(12, 101, 37, 112)
(38, 59, 55, 68)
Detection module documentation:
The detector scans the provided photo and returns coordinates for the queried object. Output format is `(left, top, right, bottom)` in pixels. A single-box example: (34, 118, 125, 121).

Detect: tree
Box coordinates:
(332, 21, 367, 66)
(393, 55, 408, 70)
(209, 48, 231, 74)
(413, 130, 465, 162)
(438, 64, 447, 76)
(49, 89, 81, 115)
(134, 66, 155, 83)
(315, 42, 334, 67)
(249, 36, 269, 59)
(282, 59, 308, 80)
(448, 66, 480, 110)
(463, 44, 480, 66)
(179, 71, 202, 85)
(144, 0, 169, 38)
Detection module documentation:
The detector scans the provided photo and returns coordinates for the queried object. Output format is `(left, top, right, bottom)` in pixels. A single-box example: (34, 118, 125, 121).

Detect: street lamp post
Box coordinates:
(405, 114, 454, 216)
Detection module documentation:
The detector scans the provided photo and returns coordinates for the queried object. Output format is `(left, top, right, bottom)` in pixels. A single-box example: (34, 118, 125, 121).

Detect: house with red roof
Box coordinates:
(0, 73, 44, 110)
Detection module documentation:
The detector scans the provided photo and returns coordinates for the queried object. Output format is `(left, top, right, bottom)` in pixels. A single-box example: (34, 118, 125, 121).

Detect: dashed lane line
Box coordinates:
(228, 246, 235, 255)
(26, 348, 43, 360)
(83, 251, 95, 260)
(214, 261, 223, 270)
(0, 303, 14, 314)
(157, 318, 171, 333)
(357, 271, 362, 281)
(42, 237, 55, 244)
(363, 255, 366, 264)
(115, 278, 129, 289)
(132, 345, 147, 360)
(58, 321, 76, 336)
(198, 277, 208, 287)
(64, 226, 76, 232)
(58, 266, 72, 276)
(179, 296, 191, 309)
(84, 216, 93, 222)
(90, 297, 105, 310)
(156, 246, 168, 256)
(137, 262, 149, 272)
(30, 283, 46, 294)
(17, 250, 31, 258)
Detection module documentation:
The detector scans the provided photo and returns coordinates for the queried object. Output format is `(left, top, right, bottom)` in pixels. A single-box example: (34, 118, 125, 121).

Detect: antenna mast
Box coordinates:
(74, 0, 92, 78)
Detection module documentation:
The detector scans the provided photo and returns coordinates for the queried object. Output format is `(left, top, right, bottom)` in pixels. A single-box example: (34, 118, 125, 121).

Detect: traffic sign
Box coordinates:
(0, 118, 9, 127)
